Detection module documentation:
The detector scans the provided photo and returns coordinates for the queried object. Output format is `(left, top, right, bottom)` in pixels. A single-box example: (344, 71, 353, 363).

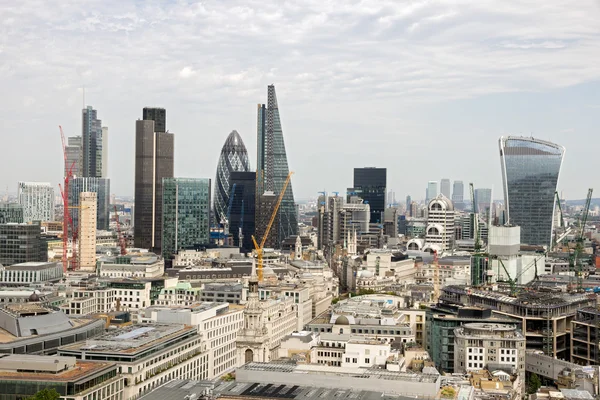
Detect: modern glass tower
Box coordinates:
(352, 168, 387, 224)
(214, 130, 251, 225)
(229, 171, 256, 252)
(440, 179, 451, 198)
(162, 178, 211, 260)
(68, 177, 110, 231)
(452, 181, 464, 204)
(82, 106, 105, 178)
(256, 85, 298, 245)
(499, 136, 565, 247)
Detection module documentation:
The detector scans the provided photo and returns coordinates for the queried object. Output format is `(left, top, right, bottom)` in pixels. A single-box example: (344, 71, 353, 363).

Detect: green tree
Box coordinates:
(527, 373, 542, 394)
(28, 388, 60, 400)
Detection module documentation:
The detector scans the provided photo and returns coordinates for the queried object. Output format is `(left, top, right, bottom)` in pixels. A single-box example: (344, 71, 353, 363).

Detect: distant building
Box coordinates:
(0, 223, 47, 266)
(134, 108, 174, 253)
(425, 195, 455, 251)
(452, 180, 464, 206)
(0, 262, 63, 286)
(69, 177, 110, 231)
(440, 179, 451, 198)
(406, 195, 412, 215)
(97, 253, 164, 279)
(352, 168, 386, 224)
(162, 178, 211, 260)
(499, 136, 565, 247)
(0, 203, 23, 224)
(426, 181, 438, 203)
(200, 282, 244, 304)
(229, 171, 256, 251)
(78, 192, 97, 271)
(474, 188, 492, 215)
(82, 106, 107, 178)
(65, 136, 82, 177)
(17, 182, 54, 223)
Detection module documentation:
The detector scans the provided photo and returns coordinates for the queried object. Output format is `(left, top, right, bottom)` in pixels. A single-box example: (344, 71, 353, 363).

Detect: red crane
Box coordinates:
(59, 126, 75, 272)
(113, 205, 127, 255)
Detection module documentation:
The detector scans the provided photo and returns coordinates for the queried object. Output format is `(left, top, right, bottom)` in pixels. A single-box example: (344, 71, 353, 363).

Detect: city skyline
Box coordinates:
(1, 1, 599, 201)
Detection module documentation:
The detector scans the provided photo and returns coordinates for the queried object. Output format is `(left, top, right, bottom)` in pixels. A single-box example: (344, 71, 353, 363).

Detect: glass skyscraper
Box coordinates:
(214, 130, 251, 226)
(69, 177, 110, 231)
(256, 85, 298, 245)
(229, 171, 256, 252)
(0, 203, 23, 224)
(82, 106, 106, 178)
(499, 136, 565, 247)
(162, 178, 211, 260)
(352, 168, 387, 224)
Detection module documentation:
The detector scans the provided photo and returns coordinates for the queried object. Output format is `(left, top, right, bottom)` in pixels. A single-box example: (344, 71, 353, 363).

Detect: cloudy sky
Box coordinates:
(2, 0, 600, 202)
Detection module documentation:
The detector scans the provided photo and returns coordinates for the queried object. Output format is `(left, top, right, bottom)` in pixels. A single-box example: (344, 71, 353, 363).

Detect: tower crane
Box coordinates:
(497, 255, 544, 296)
(252, 172, 294, 281)
(113, 205, 127, 255)
(572, 188, 593, 292)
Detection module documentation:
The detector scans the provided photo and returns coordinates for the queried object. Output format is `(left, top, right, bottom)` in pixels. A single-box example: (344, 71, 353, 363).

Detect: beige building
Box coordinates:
(78, 192, 97, 271)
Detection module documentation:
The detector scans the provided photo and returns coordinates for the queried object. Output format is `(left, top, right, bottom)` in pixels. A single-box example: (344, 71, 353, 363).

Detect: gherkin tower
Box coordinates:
(214, 130, 251, 223)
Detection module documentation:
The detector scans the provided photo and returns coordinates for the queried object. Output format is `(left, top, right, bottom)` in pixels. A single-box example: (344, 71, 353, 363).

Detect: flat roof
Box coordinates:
(0, 358, 115, 382)
(5, 262, 58, 271)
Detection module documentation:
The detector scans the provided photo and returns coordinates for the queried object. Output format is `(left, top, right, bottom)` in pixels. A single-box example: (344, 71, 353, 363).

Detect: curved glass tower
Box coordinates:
(499, 136, 565, 247)
(214, 130, 251, 222)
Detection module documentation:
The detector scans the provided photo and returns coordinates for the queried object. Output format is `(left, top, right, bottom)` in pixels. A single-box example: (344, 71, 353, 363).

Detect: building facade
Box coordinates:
(82, 106, 106, 178)
(17, 182, 54, 223)
(351, 168, 386, 224)
(134, 110, 174, 252)
(425, 194, 455, 251)
(229, 171, 256, 251)
(440, 178, 451, 198)
(162, 178, 211, 260)
(499, 136, 565, 247)
(452, 181, 464, 206)
(255, 85, 298, 245)
(69, 177, 110, 231)
(65, 136, 82, 178)
(0, 204, 23, 224)
(0, 262, 63, 285)
(0, 223, 47, 266)
(78, 192, 97, 271)
(426, 181, 438, 203)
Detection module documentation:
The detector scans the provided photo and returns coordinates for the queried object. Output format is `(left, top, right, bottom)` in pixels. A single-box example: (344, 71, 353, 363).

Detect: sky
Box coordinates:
(1, 0, 600, 202)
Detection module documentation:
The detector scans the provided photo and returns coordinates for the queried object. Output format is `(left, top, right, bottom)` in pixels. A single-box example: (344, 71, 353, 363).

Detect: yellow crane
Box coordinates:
(252, 171, 294, 281)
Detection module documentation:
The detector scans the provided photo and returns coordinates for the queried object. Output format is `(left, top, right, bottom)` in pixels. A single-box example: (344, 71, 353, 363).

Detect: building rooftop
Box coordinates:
(0, 354, 115, 382)
(4, 262, 58, 270)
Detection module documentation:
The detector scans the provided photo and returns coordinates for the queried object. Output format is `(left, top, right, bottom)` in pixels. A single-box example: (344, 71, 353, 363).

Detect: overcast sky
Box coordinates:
(2, 0, 600, 202)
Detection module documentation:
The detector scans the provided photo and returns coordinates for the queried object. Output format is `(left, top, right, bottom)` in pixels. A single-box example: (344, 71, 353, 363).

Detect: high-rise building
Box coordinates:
(17, 182, 55, 223)
(78, 192, 97, 271)
(214, 130, 251, 226)
(426, 181, 438, 203)
(452, 181, 464, 205)
(474, 188, 492, 215)
(440, 179, 451, 198)
(255, 85, 298, 246)
(82, 106, 106, 178)
(352, 167, 386, 224)
(134, 109, 174, 252)
(0, 204, 23, 224)
(229, 172, 256, 252)
(426, 194, 455, 251)
(0, 223, 47, 266)
(101, 126, 108, 177)
(162, 178, 211, 260)
(65, 136, 83, 177)
(499, 136, 565, 247)
(69, 177, 110, 231)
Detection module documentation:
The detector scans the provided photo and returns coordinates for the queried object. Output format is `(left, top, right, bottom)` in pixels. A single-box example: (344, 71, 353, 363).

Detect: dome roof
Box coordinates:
(428, 194, 454, 211)
(28, 291, 41, 302)
(335, 315, 350, 325)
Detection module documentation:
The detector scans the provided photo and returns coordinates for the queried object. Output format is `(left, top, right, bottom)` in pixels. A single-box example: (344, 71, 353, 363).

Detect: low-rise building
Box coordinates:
(0, 354, 124, 400)
(155, 282, 201, 306)
(0, 223, 48, 266)
(199, 282, 244, 304)
(0, 261, 63, 286)
(416, 256, 471, 287)
(97, 253, 164, 278)
(61, 285, 117, 316)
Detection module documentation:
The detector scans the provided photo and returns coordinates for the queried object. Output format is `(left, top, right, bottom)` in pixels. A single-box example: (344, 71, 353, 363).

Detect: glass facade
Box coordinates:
(214, 130, 251, 225)
(353, 168, 387, 224)
(0, 204, 23, 224)
(162, 178, 211, 260)
(229, 172, 256, 251)
(499, 136, 564, 247)
(0, 223, 47, 266)
(69, 178, 110, 231)
(82, 106, 104, 178)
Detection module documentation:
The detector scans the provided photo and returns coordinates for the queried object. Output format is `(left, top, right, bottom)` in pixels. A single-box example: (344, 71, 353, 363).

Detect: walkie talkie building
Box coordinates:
(499, 136, 565, 248)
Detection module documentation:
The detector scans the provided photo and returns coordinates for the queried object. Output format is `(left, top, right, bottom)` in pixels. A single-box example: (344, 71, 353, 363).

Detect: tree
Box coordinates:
(527, 373, 542, 394)
(28, 389, 60, 400)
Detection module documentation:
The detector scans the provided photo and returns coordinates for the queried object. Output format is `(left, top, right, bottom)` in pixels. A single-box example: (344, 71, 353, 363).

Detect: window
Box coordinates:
(364, 358, 370, 364)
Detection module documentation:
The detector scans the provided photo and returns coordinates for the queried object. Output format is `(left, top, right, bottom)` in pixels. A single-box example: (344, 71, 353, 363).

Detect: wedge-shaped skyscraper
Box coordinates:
(499, 136, 565, 247)
(214, 130, 251, 224)
(256, 85, 298, 246)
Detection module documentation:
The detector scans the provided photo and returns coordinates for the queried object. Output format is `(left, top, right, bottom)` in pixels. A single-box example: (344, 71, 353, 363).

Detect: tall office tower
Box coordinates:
(229, 172, 256, 252)
(255, 85, 298, 246)
(0, 204, 23, 224)
(134, 109, 174, 252)
(69, 178, 110, 231)
(17, 182, 55, 223)
(426, 195, 455, 251)
(65, 136, 83, 177)
(426, 181, 438, 202)
(499, 136, 565, 247)
(214, 130, 251, 225)
(474, 188, 492, 215)
(406, 195, 412, 216)
(0, 223, 47, 265)
(101, 127, 108, 177)
(82, 106, 106, 178)
(352, 167, 386, 224)
(162, 178, 211, 260)
(452, 181, 464, 204)
(440, 179, 451, 198)
(78, 192, 97, 271)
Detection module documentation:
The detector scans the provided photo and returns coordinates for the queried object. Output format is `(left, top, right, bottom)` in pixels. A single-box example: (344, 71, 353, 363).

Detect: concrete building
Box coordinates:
(59, 324, 207, 399)
(416, 256, 470, 288)
(440, 178, 451, 198)
(259, 284, 313, 332)
(0, 262, 63, 286)
(0, 354, 123, 400)
(0, 203, 23, 224)
(526, 351, 597, 393)
(61, 285, 118, 316)
(425, 194, 455, 251)
(155, 282, 202, 306)
(199, 282, 244, 305)
(454, 323, 526, 394)
(570, 307, 600, 365)
(17, 182, 54, 223)
(452, 180, 464, 206)
(65, 135, 82, 178)
(78, 192, 97, 271)
(426, 181, 438, 203)
(97, 253, 164, 278)
(0, 223, 48, 266)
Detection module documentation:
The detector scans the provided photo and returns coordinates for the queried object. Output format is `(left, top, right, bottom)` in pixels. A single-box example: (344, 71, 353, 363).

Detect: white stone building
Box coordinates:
(17, 182, 55, 223)
(97, 253, 164, 278)
(425, 194, 455, 251)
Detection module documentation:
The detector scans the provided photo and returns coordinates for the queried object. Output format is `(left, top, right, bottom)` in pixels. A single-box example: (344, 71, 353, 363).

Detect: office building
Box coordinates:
(162, 178, 211, 260)
(214, 130, 251, 227)
(134, 108, 174, 252)
(426, 181, 437, 203)
(440, 178, 451, 198)
(0, 262, 63, 286)
(69, 177, 110, 231)
(229, 171, 256, 251)
(499, 136, 565, 247)
(406, 195, 412, 214)
(82, 106, 106, 178)
(98, 253, 164, 279)
(17, 182, 54, 223)
(0, 223, 47, 266)
(65, 136, 82, 177)
(474, 187, 492, 215)
(256, 85, 298, 246)
(352, 167, 386, 224)
(452, 180, 464, 205)
(0, 354, 123, 400)
(425, 194, 455, 251)
(0, 204, 23, 224)
(78, 192, 97, 271)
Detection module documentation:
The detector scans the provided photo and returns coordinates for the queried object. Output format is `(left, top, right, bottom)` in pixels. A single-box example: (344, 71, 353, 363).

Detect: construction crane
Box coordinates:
(497, 255, 544, 296)
(469, 183, 480, 251)
(66, 204, 90, 270)
(553, 191, 571, 250)
(220, 183, 237, 246)
(113, 205, 127, 255)
(252, 172, 294, 281)
(572, 188, 593, 292)
(59, 126, 75, 272)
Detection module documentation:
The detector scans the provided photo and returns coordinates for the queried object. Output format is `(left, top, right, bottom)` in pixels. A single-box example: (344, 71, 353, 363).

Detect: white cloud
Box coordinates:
(179, 66, 196, 79)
